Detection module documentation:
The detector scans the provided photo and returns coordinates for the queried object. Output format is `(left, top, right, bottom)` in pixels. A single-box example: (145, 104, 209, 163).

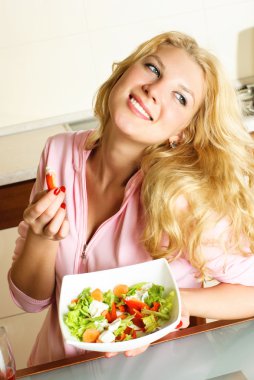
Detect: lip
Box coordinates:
(128, 94, 153, 121)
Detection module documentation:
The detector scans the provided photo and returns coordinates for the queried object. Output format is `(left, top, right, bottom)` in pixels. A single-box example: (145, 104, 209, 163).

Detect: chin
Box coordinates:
(110, 111, 154, 145)
(112, 113, 136, 136)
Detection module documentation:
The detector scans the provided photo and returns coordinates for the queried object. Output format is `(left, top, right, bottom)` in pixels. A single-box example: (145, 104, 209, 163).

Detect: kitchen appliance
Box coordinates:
(237, 76, 254, 132)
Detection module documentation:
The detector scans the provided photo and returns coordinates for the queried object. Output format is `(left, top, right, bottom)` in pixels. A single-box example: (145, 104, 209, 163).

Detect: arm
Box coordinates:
(181, 283, 254, 320)
(10, 188, 69, 300)
(11, 230, 59, 300)
(181, 214, 254, 320)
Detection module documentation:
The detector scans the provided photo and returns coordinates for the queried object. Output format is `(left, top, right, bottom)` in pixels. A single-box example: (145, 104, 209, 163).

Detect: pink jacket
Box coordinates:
(8, 130, 254, 366)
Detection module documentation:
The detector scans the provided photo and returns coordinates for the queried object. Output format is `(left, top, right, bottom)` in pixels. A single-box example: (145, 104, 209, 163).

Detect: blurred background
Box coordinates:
(0, 0, 254, 370)
(0, 0, 254, 135)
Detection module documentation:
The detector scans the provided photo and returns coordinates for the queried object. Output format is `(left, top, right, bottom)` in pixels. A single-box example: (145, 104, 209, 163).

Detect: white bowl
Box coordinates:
(59, 258, 181, 352)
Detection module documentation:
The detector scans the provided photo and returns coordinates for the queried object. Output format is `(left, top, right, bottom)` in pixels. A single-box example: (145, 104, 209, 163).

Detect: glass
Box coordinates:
(0, 327, 16, 380)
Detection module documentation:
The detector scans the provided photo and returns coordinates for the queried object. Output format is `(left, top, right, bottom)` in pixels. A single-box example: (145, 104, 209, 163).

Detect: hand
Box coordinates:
(178, 289, 191, 329)
(105, 344, 150, 358)
(23, 187, 69, 240)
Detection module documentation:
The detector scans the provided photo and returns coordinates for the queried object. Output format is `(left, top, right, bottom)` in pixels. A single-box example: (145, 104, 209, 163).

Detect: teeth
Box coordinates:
(130, 96, 150, 119)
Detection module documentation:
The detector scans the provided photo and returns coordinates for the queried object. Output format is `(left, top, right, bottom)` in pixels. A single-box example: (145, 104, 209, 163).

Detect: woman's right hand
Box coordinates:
(23, 186, 69, 241)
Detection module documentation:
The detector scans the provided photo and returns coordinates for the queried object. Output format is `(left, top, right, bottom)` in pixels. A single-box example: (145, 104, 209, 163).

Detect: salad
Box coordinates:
(63, 282, 175, 343)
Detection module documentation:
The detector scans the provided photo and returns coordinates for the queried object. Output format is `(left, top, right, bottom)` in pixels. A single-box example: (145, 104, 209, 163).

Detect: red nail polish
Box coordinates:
(60, 202, 66, 209)
(54, 188, 60, 195)
(176, 320, 183, 329)
(60, 185, 66, 193)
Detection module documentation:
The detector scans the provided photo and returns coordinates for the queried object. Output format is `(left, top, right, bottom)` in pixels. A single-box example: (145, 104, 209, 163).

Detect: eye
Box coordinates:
(145, 63, 160, 78)
(175, 92, 187, 106)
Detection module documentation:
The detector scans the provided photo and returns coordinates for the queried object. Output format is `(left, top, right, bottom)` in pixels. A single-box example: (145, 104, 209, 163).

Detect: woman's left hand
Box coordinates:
(179, 289, 191, 329)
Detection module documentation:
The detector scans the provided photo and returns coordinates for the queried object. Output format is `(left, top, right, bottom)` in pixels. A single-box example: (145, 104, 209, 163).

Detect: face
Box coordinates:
(108, 44, 205, 146)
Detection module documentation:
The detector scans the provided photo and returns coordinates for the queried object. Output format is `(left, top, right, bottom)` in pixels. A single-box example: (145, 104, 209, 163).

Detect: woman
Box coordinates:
(8, 31, 254, 366)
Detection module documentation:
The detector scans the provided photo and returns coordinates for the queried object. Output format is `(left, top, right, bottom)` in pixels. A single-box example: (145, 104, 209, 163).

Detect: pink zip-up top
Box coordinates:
(8, 131, 254, 366)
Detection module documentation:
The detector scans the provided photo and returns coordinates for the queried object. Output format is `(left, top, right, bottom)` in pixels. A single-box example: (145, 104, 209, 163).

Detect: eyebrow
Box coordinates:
(147, 54, 195, 104)
(147, 54, 166, 71)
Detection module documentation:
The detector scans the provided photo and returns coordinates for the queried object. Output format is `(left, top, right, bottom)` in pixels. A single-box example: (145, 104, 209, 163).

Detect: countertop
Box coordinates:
(16, 318, 254, 380)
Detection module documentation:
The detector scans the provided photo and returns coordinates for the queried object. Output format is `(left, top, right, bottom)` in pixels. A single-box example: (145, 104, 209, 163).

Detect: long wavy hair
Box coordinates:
(85, 31, 254, 278)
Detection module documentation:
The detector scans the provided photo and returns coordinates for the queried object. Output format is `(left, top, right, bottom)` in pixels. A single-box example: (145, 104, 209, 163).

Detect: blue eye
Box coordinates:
(175, 92, 187, 106)
(145, 63, 160, 78)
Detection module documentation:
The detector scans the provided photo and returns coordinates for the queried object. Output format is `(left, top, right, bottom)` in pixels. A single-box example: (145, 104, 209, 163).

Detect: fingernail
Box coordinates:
(176, 320, 183, 329)
(60, 185, 66, 193)
(54, 188, 61, 195)
(60, 202, 66, 209)
(177, 320, 183, 329)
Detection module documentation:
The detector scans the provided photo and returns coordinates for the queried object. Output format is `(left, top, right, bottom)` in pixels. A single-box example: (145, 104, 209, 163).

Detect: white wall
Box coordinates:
(0, 0, 254, 133)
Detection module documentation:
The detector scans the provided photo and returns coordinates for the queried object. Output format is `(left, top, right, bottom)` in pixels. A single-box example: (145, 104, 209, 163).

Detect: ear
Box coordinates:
(169, 131, 185, 144)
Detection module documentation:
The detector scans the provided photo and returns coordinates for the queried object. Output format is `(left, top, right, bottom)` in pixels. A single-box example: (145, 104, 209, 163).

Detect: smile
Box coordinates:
(129, 95, 153, 121)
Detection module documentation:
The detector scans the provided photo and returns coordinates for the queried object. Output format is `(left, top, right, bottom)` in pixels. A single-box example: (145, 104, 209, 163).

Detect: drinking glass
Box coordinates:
(0, 327, 16, 380)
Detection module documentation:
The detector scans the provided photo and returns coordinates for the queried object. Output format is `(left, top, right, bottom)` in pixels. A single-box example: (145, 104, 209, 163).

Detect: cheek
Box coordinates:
(108, 78, 127, 108)
(161, 108, 191, 134)
(108, 85, 120, 117)
(108, 90, 128, 128)
(162, 106, 181, 126)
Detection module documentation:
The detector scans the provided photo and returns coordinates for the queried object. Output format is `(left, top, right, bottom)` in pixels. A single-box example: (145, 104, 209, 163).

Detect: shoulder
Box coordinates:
(35, 129, 93, 189)
(44, 129, 93, 166)
(45, 129, 92, 152)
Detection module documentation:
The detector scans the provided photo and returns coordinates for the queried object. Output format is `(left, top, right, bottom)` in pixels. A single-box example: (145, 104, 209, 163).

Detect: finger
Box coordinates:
(35, 191, 66, 227)
(30, 190, 48, 205)
(24, 189, 63, 224)
(124, 344, 150, 357)
(173, 318, 189, 332)
(43, 206, 67, 238)
(55, 218, 69, 240)
(54, 218, 70, 240)
(104, 352, 119, 358)
(181, 317, 190, 329)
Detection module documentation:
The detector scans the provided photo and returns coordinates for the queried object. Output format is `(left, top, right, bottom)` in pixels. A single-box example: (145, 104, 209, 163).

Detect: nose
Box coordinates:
(142, 83, 160, 104)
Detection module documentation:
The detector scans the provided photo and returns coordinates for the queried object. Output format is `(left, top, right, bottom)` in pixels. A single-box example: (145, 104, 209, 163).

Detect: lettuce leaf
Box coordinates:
(142, 290, 175, 328)
(144, 284, 164, 307)
(126, 283, 147, 296)
(142, 315, 158, 333)
(113, 315, 133, 337)
(103, 289, 118, 307)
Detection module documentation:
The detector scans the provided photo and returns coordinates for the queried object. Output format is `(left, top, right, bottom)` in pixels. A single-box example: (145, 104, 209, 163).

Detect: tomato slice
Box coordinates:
(132, 317, 145, 328)
(110, 302, 117, 321)
(150, 302, 160, 311)
(124, 298, 149, 311)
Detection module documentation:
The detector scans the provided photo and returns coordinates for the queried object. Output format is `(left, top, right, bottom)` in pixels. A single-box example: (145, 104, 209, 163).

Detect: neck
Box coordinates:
(88, 128, 145, 189)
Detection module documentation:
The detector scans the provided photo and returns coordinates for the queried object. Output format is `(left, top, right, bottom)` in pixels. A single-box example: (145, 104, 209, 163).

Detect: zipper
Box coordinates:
(79, 166, 143, 264)
(79, 146, 89, 267)
(81, 243, 87, 259)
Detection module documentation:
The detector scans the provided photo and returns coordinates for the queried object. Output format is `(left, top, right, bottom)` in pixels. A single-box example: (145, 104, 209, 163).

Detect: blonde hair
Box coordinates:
(85, 31, 254, 278)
